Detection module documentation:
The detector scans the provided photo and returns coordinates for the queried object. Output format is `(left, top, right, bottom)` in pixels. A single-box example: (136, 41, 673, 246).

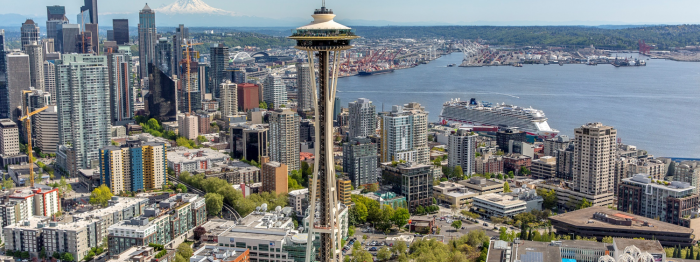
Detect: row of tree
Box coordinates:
(348, 195, 410, 232)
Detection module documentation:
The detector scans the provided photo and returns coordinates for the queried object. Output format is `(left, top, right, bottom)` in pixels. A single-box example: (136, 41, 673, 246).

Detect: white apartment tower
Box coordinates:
(380, 103, 429, 164)
(296, 63, 313, 112)
(0, 119, 19, 156)
(269, 108, 300, 172)
(263, 74, 287, 110)
(220, 80, 238, 117)
(348, 98, 376, 138)
(573, 122, 617, 195)
(448, 129, 477, 174)
(178, 113, 199, 140)
(25, 41, 44, 91)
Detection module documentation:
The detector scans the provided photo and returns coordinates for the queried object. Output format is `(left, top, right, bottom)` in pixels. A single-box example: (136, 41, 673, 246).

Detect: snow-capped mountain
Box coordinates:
(156, 0, 235, 16)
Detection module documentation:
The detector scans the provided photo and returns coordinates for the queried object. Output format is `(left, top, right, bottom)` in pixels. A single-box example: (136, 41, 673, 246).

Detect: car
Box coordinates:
(483, 223, 488, 227)
(461, 227, 465, 229)
(389, 243, 394, 247)
(414, 233, 422, 237)
(369, 247, 378, 251)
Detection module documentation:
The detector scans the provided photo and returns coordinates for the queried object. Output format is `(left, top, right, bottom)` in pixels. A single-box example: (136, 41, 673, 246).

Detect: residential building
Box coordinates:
(21, 20, 40, 51)
(343, 137, 378, 188)
(269, 109, 300, 172)
(556, 143, 575, 181)
(474, 154, 504, 175)
(191, 245, 250, 262)
(260, 156, 288, 194)
(100, 140, 168, 194)
(618, 174, 699, 227)
(138, 4, 157, 81)
(531, 156, 557, 179)
(288, 189, 309, 217)
(210, 44, 229, 98)
(263, 74, 287, 109)
(337, 178, 352, 205)
(221, 81, 238, 118)
(508, 140, 535, 159)
(503, 154, 532, 175)
(178, 113, 199, 140)
(167, 148, 230, 175)
(550, 206, 696, 247)
(197, 114, 210, 134)
(299, 119, 314, 143)
(43, 61, 56, 104)
(535, 179, 615, 211)
(572, 123, 616, 206)
(25, 41, 44, 91)
(496, 128, 526, 153)
(108, 47, 134, 125)
(296, 63, 312, 113)
(544, 135, 571, 157)
(35, 106, 59, 154)
(110, 246, 176, 262)
(362, 191, 407, 210)
(448, 129, 477, 173)
(674, 161, 700, 194)
(458, 177, 505, 195)
(382, 162, 432, 212)
(237, 83, 259, 113)
(112, 19, 129, 45)
(628, 158, 666, 181)
(55, 54, 110, 173)
(432, 181, 478, 208)
(4, 216, 50, 258)
(0, 119, 19, 156)
(7, 52, 31, 120)
(230, 123, 268, 163)
(472, 193, 527, 218)
(379, 103, 429, 164)
(172, 24, 188, 80)
(348, 98, 376, 138)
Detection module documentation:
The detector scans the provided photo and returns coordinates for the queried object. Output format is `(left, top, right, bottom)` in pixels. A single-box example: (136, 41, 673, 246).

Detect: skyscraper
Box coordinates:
(289, 5, 359, 261)
(138, 4, 157, 81)
(43, 61, 56, 105)
(448, 129, 477, 174)
(348, 98, 376, 138)
(269, 108, 300, 172)
(100, 140, 167, 194)
(379, 103, 429, 164)
(333, 97, 341, 121)
(173, 24, 189, 79)
(343, 137, 378, 188)
(46, 5, 69, 44)
(80, 0, 98, 24)
(220, 80, 238, 117)
(210, 43, 229, 98)
(55, 54, 110, 173)
(108, 46, 134, 125)
(112, 19, 128, 44)
(296, 63, 312, 112)
(21, 20, 40, 51)
(263, 74, 287, 109)
(35, 106, 59, 154)
(154, 38, 173, 75)
(0, 30, 8, 119)
(25, 41, 44, 91)
(237, 83, 259, 113)
(145, 64, 178, 121)
(84, 23, 99, 54)
(572, 122, 616, 203)
(260, 156, 288, 194)
(230, 123, 268, 163)
(177, 113, 198, 140)
(6, 52, 31, 120)
(57, 24, 80, 54)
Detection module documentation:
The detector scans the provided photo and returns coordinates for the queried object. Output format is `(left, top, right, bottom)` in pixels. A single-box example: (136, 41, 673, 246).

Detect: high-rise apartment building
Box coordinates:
(230, 123, 268, 163)
(55, 54, 110, 173)
(379, 103, 429, 164)
(237, 83, 259, 113)
(544, 135, 571, 157)
(0, 119, 20, 156)
(25, 42, 44, 91)
(35, 106, 59, 154)
(138, 4, 157, 81)
(269, 108, 300, 172)
(299, 119, 315, 143)
(263, 74, 287, 109)
(448, 129, 477, 173)
(382, 162, 433, 212)
(7, 52, 31, 120)
(337, 178, 352, 205)
(57, 24, 80, 54)
(100, 140, 167, 193)
(220, 81, 237, 117)
(343, 137, 378, 188)
(177, 113, 199, 140)
(260, 156, 288, 194)
(210, 44, 229, 98)
(674, 161, 700, 194)
(108, 46, 134, 125)
(43, 61, 56, 105)
(348, 98, 376, 139)
(296, 63, 312, 112)
(21, 20, 40, 51)
(113, 19, 129, 45)
(571, 122, 616, 208)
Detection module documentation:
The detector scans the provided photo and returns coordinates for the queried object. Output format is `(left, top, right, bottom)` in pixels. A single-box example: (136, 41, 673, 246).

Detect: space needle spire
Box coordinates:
(289, 3, 359, 262)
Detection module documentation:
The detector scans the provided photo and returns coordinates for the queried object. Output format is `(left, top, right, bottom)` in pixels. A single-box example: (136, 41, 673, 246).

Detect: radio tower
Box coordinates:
(289, 3, 358, 262)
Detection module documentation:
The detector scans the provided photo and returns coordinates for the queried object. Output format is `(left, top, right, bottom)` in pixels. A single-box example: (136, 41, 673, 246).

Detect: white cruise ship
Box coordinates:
(440, 98, 559, 139)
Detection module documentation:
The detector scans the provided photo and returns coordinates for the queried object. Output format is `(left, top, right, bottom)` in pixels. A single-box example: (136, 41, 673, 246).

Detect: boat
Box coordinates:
(512, 63, 523, 67)
(358, 68, 395, 76)
(448, 64, 456, 67)
(440, 98, 560, 139)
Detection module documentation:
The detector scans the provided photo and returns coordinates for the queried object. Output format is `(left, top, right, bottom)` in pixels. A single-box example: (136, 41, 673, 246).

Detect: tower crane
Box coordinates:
(181, 40, 204, 114)
(19, 103, 48, 188)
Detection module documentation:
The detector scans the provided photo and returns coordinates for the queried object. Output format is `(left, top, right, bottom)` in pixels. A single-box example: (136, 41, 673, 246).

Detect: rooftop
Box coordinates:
(612, 238, 664, 254)
(73, 197, 146, 219)
(623, 173, 693, 191)
(168, 148, 230, 164)
(473, 193, 525, 206)
(191, 245, 249, 262)
(550, 206, 693, 234)
(514, 241, 562, 262)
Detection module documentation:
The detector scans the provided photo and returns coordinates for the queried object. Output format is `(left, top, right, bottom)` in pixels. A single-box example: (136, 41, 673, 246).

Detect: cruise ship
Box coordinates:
(440, 98, 559, 139)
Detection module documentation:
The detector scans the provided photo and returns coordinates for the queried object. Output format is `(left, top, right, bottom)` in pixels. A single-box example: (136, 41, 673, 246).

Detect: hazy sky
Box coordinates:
(5, 0, 700, 25)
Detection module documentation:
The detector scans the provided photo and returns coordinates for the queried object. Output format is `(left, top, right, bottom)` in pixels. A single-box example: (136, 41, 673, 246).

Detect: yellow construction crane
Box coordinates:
(181, 40, 204, 114)
(19, 105, 48, 188)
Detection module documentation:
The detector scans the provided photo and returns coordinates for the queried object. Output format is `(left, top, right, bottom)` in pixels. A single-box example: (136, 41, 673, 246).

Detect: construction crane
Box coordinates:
(181, 40, 204, 114)
(19, 105, 48, 188)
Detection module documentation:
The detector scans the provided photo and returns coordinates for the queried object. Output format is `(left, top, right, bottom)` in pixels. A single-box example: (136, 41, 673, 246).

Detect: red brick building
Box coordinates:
(503, 154, 532, 175)
(237, 83, 260, 112)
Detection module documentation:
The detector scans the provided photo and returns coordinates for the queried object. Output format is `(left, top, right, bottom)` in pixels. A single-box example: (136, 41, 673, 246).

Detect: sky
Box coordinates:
(4, 0, 700, 25)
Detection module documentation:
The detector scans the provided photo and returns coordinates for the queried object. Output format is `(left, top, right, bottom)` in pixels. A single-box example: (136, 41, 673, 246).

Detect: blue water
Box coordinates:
(336, 53, 700, 158)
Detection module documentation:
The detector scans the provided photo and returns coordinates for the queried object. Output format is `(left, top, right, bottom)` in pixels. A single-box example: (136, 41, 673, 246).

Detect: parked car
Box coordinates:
(369, 247, 378, 251)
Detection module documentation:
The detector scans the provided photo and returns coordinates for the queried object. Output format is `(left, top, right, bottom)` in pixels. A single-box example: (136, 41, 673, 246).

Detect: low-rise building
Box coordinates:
(191, 245, 250, 262)
(503, 154, 531, 175)
(168, 148, 230, 175)
(110, 246, 176, 262)
(458, 177, 504, 195)
(432, 181, 478, 208)
(535, 179, 614, 210)
(260, 156, 288, 195)
(361, 191, 408, 210)
(474, 154, 504, 175)
(287, 189, 308, 217)
(472, 193, 527, 218)
(531, 156, 556, 179)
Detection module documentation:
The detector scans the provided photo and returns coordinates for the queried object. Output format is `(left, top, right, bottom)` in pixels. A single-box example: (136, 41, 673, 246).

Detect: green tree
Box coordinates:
(391, 208, 410, 228)
(205, 193, 224, 216)
(176, 183, 188, 193)
(453, 165, 464, 178)
(602, 236, 613, 243)
(3, 176, 14, 190)
(577, 198, 593, 210)
(197, 135, 208, 143)
(503, 181, 511, 193)
(39, 247, 46, 258)
(376, 205, 395, 231)
(351, 249, 373, 262)
(391, 240, 407, 255)
(259, 101, 268, 109)
(377, 247, 392, 261)
(451, 220, 462, 231)
(89, 185, 114, 207)
(58, 176, 73, 196)
(415, 205, 425, 215)
(175, 254, 187, 262)
(353, 202, 369, 223)
(536, 188, 557, 210)
(367, 183, 379, 192)
(177, 243, 194, 258)
(62, 252, 74, 261)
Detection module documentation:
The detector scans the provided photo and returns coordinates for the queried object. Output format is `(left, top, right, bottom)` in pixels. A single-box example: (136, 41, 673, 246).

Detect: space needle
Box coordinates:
(288, 2, 359, 262)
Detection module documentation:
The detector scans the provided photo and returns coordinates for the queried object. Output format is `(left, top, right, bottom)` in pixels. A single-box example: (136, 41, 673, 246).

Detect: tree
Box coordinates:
(58, 176, 73, 196)
(53, 252, 61, 259)
(353, 202, 369, 223)
(602, 236, 613, 243)
(259, 101, 268, 109)
(391, 240, 407, 255)
(205, 193, 224, 216)
(175, 254, 187, 262)
(39, 247, 46, 259)
(391, 208, 410, 229)
(367, 183, 379, 192)
(197, 135, 208, 143)
(451, 220, 462, 231)
(453, 166, 464, 178)
(177, 243, 194, 258)
(352, 249, 373, 262)
(3, 176, 14, 190)
(376, 205, 395, 231)
(62, 252, 74, 261)
(415, 205, 425, 215)
(577, 198, 593, 210)
(176, 183, 188, 193)
(194, 226, 207, 240)
(89, 185, 114, 207)
(537, 188, 557, 210)
(520, 166, 531, 175)
(503, 181, 511, 193)
(377, 247, 391, 261)
(450, 204, 458, 215)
